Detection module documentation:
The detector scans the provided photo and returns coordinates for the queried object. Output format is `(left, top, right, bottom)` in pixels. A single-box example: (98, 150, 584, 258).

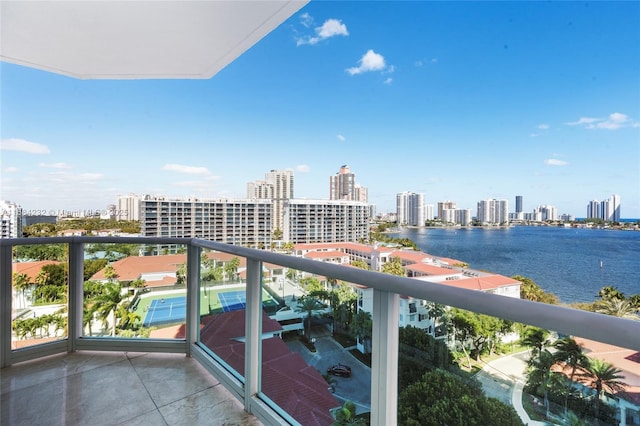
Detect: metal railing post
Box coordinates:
(186, 243, 201, 356)
(1, 241, 13, 367)
(371, 288, 399, 425)
(68, 240, 84, 351)
(244, 258, 262, 412)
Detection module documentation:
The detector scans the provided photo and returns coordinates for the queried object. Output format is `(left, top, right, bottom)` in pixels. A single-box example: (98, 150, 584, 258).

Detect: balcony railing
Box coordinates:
(2, 236, 640, 425)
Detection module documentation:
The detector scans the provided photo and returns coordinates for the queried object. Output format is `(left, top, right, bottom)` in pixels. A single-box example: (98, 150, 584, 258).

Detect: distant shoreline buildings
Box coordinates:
(1, 167, 630, 240)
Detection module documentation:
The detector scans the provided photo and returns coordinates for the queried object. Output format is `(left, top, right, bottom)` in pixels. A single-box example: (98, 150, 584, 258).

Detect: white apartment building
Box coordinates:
(117, 194, 141, 221)
(425, 204, 435, 221)
(283, 199, 370, 244)
(0, 200, 23, 238)
(454, 209, 472, 226)
(476, 199, 509, 225)
(396, 191, 425, 226)
(247, 169, 294, 232)
(437, 200, 456, 221)
(140, 196, 272, 248)
(329, 165, 368, 203)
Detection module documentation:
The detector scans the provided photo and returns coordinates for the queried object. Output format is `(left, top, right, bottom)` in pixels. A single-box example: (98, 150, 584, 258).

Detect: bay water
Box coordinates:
(396, 226, 640, 304)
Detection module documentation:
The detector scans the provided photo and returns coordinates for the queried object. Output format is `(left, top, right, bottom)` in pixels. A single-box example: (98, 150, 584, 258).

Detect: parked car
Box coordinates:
(327, 363, 352, 377)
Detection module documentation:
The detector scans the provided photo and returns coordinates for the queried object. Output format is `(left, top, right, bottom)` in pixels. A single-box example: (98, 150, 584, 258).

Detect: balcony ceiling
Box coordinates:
(0, 1, 308, 80)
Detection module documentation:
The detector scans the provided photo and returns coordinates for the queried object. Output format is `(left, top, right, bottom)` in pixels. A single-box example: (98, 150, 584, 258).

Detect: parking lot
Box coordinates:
(284, 326, 372, 414)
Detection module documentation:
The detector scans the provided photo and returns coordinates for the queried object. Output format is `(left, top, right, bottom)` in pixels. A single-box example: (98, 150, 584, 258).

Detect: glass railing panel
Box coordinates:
(521, 328, 639, 426)
(82, 242, 187, 339)
(395, 300, 640, 426)
(11, 243, 68, 349)
(261, 265, 362, 425)
(197, 249, 249, 380)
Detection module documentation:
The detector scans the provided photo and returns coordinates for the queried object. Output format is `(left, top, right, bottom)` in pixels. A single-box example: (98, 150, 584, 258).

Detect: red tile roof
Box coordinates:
(90, 254, 186, 281)
(405, 263, 456, 275)
(197, 310, 338, 425)
(433, 274, 521, 291)
(13, 260, 63, 281)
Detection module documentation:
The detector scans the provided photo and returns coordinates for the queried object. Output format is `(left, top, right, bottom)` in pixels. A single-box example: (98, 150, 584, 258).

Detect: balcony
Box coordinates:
(2, 236, 640, 425)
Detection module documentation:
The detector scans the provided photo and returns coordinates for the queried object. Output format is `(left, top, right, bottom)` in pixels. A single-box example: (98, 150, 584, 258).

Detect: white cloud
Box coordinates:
(1, 138, 50, 154)
(296, 164, 310, 173)
(346, 50, 387, 75)
(336, 134, 346, 142)
(297, 18, 348, 46)
(383, 77, 393, 85)
(4, 167, 19, 173)
(163, 163, 211, 175)
(537, 124, 550, 130)
(299, 12, 313, 28)
(566, 117, 599, 126)
(544, 159, 568, 166)
(565, 112, 639, 130)
(39, 162, 72, 169)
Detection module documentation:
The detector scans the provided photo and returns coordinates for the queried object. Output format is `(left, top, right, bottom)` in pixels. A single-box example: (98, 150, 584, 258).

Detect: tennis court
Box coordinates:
(142, 296, 186, 327)
(218, 290, 247, 312)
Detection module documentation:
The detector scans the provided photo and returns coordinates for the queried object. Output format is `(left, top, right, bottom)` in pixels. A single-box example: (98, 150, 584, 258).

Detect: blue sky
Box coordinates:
(1, 1, 639, 218)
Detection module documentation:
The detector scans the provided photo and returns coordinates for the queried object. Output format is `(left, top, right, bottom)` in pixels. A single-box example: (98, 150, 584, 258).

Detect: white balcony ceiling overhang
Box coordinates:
(0, 0, 308, 80)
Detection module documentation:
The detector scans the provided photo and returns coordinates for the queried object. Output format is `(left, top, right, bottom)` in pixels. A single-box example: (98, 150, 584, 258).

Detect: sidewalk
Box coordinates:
(476, 351, 547, 426)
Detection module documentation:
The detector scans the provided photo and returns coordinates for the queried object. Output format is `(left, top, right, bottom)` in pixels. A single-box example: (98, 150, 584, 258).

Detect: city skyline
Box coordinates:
(1, 2, 639, 218)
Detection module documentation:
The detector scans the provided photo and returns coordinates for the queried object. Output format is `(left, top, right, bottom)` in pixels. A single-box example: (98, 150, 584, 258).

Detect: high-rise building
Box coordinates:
(397, 192, 425, 226)
(476, 199, 509, 225)
(247, 170, 294, 233)
(140, 196, 272, 248)
(599, 194, 621, 222)
(247, 180, 274, 199)
(515, 196, 523, 213)
(0, 200, 23, 238)
(587, 200, 601, 220)
(117, 194, 141, 221)
(437, 200, 456, 221)
(283, 199, 370, 244)
(535, 205, 558, 221)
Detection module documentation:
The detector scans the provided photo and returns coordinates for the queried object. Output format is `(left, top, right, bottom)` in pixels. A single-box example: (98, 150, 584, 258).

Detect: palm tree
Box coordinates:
(93, 282, 123, 336)
(581, 358, 627, 424)
(526, 349, 557, 418)
(521, 326, 550, 360)
(594, 298, 639, 320)
(553, 337, 588, 416)
(351, 310, 373, 354)
(295, 296, 324, 340)
(12, 272, 32, 309)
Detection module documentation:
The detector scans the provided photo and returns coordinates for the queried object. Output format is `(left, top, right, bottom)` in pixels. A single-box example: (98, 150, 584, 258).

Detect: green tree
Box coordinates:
(597, 286, 625, 301)
(525, 349, 559, 418)
(224, 257, 240, 282)
(12, 272, 32, 308)
(553, 337, 588, 417)
(581, 358, 627, 424)
(13, 244, 66, 261)
(381, 256, 405, 276)
(295, 296, 324, 340)
(351, 310, 372, 353)
(350, 259, 369, 270)
(514, 275, 558, 304)
(398, 326, 452, 392)
(594, 298, 639, 320)
(93, 282, 123, 336)
(84, 258, 108, 281)
(521, 326, 550, 359)
(332, 400, 365, 425)
(398, 369, 523, 426)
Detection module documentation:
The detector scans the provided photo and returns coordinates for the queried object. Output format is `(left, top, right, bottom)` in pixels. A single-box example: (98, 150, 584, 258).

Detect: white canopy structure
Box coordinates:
(0, 1, 308, 79)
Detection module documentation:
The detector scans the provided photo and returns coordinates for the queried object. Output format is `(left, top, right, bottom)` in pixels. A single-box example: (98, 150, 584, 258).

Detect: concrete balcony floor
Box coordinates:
(1, 351, 262, 426)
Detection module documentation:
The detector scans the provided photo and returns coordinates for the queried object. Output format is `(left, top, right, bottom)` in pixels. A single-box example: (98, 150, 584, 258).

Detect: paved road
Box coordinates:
(475, 351, 547, 425)
(284, 326, 372, 414)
